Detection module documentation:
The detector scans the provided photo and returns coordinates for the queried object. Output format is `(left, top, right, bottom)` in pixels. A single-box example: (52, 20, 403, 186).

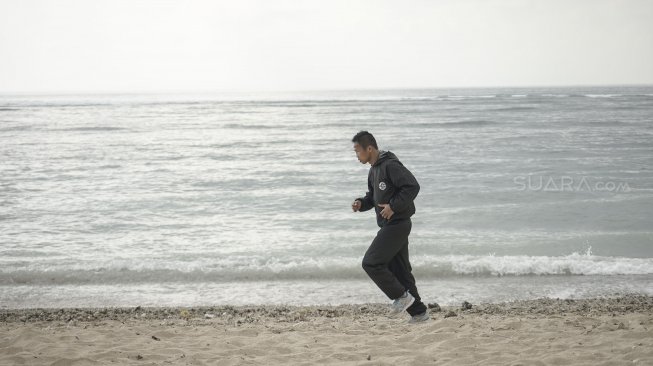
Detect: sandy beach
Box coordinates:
(1, 295, 651, 365)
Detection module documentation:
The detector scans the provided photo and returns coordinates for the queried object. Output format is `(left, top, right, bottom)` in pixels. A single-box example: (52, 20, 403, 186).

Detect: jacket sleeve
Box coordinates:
(356, 173, 375, 212)
(387, 161, 420, 213)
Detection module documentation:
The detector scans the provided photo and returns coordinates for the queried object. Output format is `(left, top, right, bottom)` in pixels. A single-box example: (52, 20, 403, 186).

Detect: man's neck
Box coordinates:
(369, 149, 380, 166)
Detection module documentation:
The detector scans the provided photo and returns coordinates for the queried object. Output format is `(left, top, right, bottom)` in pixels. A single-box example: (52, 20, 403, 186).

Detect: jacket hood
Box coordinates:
(372, 150, 398, 166)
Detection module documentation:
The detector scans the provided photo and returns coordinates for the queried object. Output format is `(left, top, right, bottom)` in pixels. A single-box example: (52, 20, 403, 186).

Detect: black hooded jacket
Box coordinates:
(356, 150, 420, 227)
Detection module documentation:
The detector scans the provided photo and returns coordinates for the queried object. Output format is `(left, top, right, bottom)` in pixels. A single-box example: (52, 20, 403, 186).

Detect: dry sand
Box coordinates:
(1, 295, 652, 365)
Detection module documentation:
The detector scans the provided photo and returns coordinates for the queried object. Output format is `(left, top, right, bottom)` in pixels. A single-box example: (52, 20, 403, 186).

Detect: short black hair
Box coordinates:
(352, 130, 378, 150)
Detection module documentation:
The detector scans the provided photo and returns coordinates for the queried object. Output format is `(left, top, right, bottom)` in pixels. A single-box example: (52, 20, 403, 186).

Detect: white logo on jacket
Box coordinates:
(379, 182, 386, 190)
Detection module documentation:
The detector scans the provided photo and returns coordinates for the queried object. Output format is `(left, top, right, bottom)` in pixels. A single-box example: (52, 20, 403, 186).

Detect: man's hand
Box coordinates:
(352, 199, 362, 212)
(378, 203, 394, 219)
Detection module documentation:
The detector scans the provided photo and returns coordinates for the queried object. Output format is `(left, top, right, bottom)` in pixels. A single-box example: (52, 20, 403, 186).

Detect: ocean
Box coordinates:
(1, 86, 652, 309)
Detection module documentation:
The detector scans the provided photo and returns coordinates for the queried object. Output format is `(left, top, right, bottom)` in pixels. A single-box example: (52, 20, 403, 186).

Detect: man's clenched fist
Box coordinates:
(352, 199, 362, 212)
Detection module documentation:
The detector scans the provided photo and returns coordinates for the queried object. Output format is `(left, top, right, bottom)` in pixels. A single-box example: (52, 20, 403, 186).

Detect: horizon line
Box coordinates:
(1, 83, 652, 97)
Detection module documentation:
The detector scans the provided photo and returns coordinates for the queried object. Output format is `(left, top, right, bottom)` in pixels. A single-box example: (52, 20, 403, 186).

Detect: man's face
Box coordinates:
(353, 142, 371, 164)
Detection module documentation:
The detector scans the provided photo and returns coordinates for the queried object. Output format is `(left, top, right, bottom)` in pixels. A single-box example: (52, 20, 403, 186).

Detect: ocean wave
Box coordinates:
(437, 120, 497, 127)
(2, 252, 651, 285)
(400, 120, 497, 128)
(444, 95, 497, 99)
(52, 126, 128, 132)
(491, 106, 537, 111)
(540, 94, 570, 98)
(414, 252, 653, 276)
(584, 94, 623, 98)
(221, 123, 278, 129)
(0, 125, 34, 132)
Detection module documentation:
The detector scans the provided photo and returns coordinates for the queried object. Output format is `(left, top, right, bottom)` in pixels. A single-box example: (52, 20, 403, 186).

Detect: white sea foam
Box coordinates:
(584, 94, 623, 98)
(2, 251, 652, 285)
(415, 252, 653, 277)
(541, 94, 569, 97)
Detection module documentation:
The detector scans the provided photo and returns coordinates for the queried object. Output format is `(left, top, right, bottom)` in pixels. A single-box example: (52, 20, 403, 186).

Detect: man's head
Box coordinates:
(352, 130, 378, 164)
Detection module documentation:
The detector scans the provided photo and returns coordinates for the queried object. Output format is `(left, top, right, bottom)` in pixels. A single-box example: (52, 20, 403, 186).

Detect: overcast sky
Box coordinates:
(1, 0, 652, 94)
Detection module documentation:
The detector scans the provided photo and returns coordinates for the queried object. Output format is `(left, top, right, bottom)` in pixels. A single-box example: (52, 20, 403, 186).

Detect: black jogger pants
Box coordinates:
(361, 218, 427, 316)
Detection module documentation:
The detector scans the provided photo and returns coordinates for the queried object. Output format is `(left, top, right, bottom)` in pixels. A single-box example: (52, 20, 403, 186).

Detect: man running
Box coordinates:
(351, 130, 429, 324)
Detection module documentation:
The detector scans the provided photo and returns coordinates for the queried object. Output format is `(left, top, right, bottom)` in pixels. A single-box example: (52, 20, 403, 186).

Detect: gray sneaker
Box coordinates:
(390, 290, 415, 314)
(407, 310, 430, 324)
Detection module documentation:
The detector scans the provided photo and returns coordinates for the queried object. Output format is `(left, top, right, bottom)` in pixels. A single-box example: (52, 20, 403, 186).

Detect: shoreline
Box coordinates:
(2, 295, 652, 324)
(2, 295, 652, 365)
